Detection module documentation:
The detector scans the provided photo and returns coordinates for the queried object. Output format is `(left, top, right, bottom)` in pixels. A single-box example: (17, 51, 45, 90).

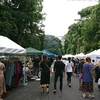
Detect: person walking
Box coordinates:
(95, 61, 100, 91)
(78, 58, 85, 90)
(74, 58, 79, 76)
(53, 55, 65, 94)
(65, 57, 73, 87)
(82, 57, 94, 98)
(39, 54, 52, 94)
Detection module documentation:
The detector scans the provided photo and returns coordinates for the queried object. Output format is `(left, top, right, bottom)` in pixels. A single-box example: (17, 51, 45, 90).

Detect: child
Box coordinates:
(23, 63, 30, 81)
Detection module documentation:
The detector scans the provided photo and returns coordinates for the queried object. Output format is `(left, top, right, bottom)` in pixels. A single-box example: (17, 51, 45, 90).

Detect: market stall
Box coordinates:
(0, 35, 27, 86)
(26, 47, 43, 81)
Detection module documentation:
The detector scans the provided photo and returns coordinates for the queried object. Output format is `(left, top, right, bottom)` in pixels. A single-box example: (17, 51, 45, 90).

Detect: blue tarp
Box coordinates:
(42, 49, 56, 57)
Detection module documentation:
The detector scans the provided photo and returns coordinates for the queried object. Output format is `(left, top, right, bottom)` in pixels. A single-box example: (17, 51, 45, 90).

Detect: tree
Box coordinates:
(0, 0, 46, 50)
(43, 35, 62, 55)
(0, 1, 18, 38)
(64, 3, 100, 54)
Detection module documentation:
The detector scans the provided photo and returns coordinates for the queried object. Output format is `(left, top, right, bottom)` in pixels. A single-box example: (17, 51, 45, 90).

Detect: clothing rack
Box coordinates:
(1, 55, 27, 87)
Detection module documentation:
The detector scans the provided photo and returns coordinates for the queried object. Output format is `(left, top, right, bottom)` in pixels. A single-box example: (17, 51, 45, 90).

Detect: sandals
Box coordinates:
(41, 88, 49, 94)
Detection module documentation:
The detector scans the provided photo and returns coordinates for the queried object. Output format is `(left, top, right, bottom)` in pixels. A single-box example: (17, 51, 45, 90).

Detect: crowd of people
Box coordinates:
(1, 54, 100, 100)
(37, 54, 100, 99)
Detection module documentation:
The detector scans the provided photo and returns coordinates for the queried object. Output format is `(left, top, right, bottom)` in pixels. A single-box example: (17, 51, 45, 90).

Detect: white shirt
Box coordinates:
(66, 61, 73, 72)
(23, 67, 30, 74)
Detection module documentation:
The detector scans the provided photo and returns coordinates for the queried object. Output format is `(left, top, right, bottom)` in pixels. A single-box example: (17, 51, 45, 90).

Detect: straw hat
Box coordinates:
(96, 61, 100, 66)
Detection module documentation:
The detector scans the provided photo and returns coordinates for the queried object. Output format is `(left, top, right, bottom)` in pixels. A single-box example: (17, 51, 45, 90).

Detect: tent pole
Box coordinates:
(23, 54, 28, 86)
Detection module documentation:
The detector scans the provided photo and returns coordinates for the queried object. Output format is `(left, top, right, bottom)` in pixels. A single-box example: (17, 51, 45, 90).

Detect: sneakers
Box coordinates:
(82, 94, 87, 98)
(53, 90, 56, 94)
(88, 94, 95, 98)
(83, 94, 95, 98)
(69, 84, 71, 87)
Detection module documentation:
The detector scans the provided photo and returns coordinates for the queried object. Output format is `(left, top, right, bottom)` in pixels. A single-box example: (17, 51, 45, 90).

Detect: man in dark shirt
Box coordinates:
(32, 55, 40, 78)
(53, 55, 65, 93)
(78, 58, 85, 90)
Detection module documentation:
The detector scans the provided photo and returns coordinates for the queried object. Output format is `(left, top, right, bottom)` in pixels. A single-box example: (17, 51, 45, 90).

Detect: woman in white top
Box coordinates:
(66, 57, 73, 87)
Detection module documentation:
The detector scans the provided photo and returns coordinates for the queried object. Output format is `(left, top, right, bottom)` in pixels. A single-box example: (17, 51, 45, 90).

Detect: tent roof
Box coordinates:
(62, 54, 74, 58)
(42, 49, 56, 57)
(0, 35, 26, 54)
(26, 47, 43, 55)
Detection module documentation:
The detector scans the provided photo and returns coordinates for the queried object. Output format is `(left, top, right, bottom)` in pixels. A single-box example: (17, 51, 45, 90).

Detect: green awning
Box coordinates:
(26, 47, 43, 56)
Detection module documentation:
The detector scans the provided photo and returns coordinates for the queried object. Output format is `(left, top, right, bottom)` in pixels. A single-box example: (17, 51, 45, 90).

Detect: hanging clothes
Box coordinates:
(14, 61, 20, 87)
(5, 61, 15, 86)
(18, 61, 23, 79)
(4, 60, 23, 88)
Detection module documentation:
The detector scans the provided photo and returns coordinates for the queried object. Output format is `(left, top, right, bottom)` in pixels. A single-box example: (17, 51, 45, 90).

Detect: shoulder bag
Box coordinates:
(45, 63, 52, 74)
(98, 78, 100, 85)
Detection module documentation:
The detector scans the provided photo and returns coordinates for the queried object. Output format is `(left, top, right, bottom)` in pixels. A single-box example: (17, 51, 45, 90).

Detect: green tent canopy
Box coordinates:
(26, 47, 43, 56)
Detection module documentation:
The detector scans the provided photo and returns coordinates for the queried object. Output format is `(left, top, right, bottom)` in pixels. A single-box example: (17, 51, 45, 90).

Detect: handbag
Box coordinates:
(1, 92, 7, 99)
(98, 78, 100, 85)
(80, 73, 83, 79)
(80, 66, 86, 79)
(38, 71, 41, 78)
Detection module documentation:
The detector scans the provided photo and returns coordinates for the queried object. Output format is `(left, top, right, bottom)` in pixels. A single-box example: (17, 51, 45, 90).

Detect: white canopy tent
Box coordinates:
(90, 49, 100, 62)
(0, 35, 27, 86)
(0, 35, 26, 54)
(62, 54, 74, 58)
(74, 53, 85, 59)
(85, 50, 97, 57)
(85, 49, 100, 62)
(92, 49, 100, 56)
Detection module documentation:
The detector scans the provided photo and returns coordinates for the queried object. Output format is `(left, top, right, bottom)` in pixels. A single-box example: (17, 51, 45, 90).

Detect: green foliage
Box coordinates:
(64, 3, 100, 54)
(43, 35, 62, 55)
(0, 2, 18, 38)
(0, 0, 45, 49)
